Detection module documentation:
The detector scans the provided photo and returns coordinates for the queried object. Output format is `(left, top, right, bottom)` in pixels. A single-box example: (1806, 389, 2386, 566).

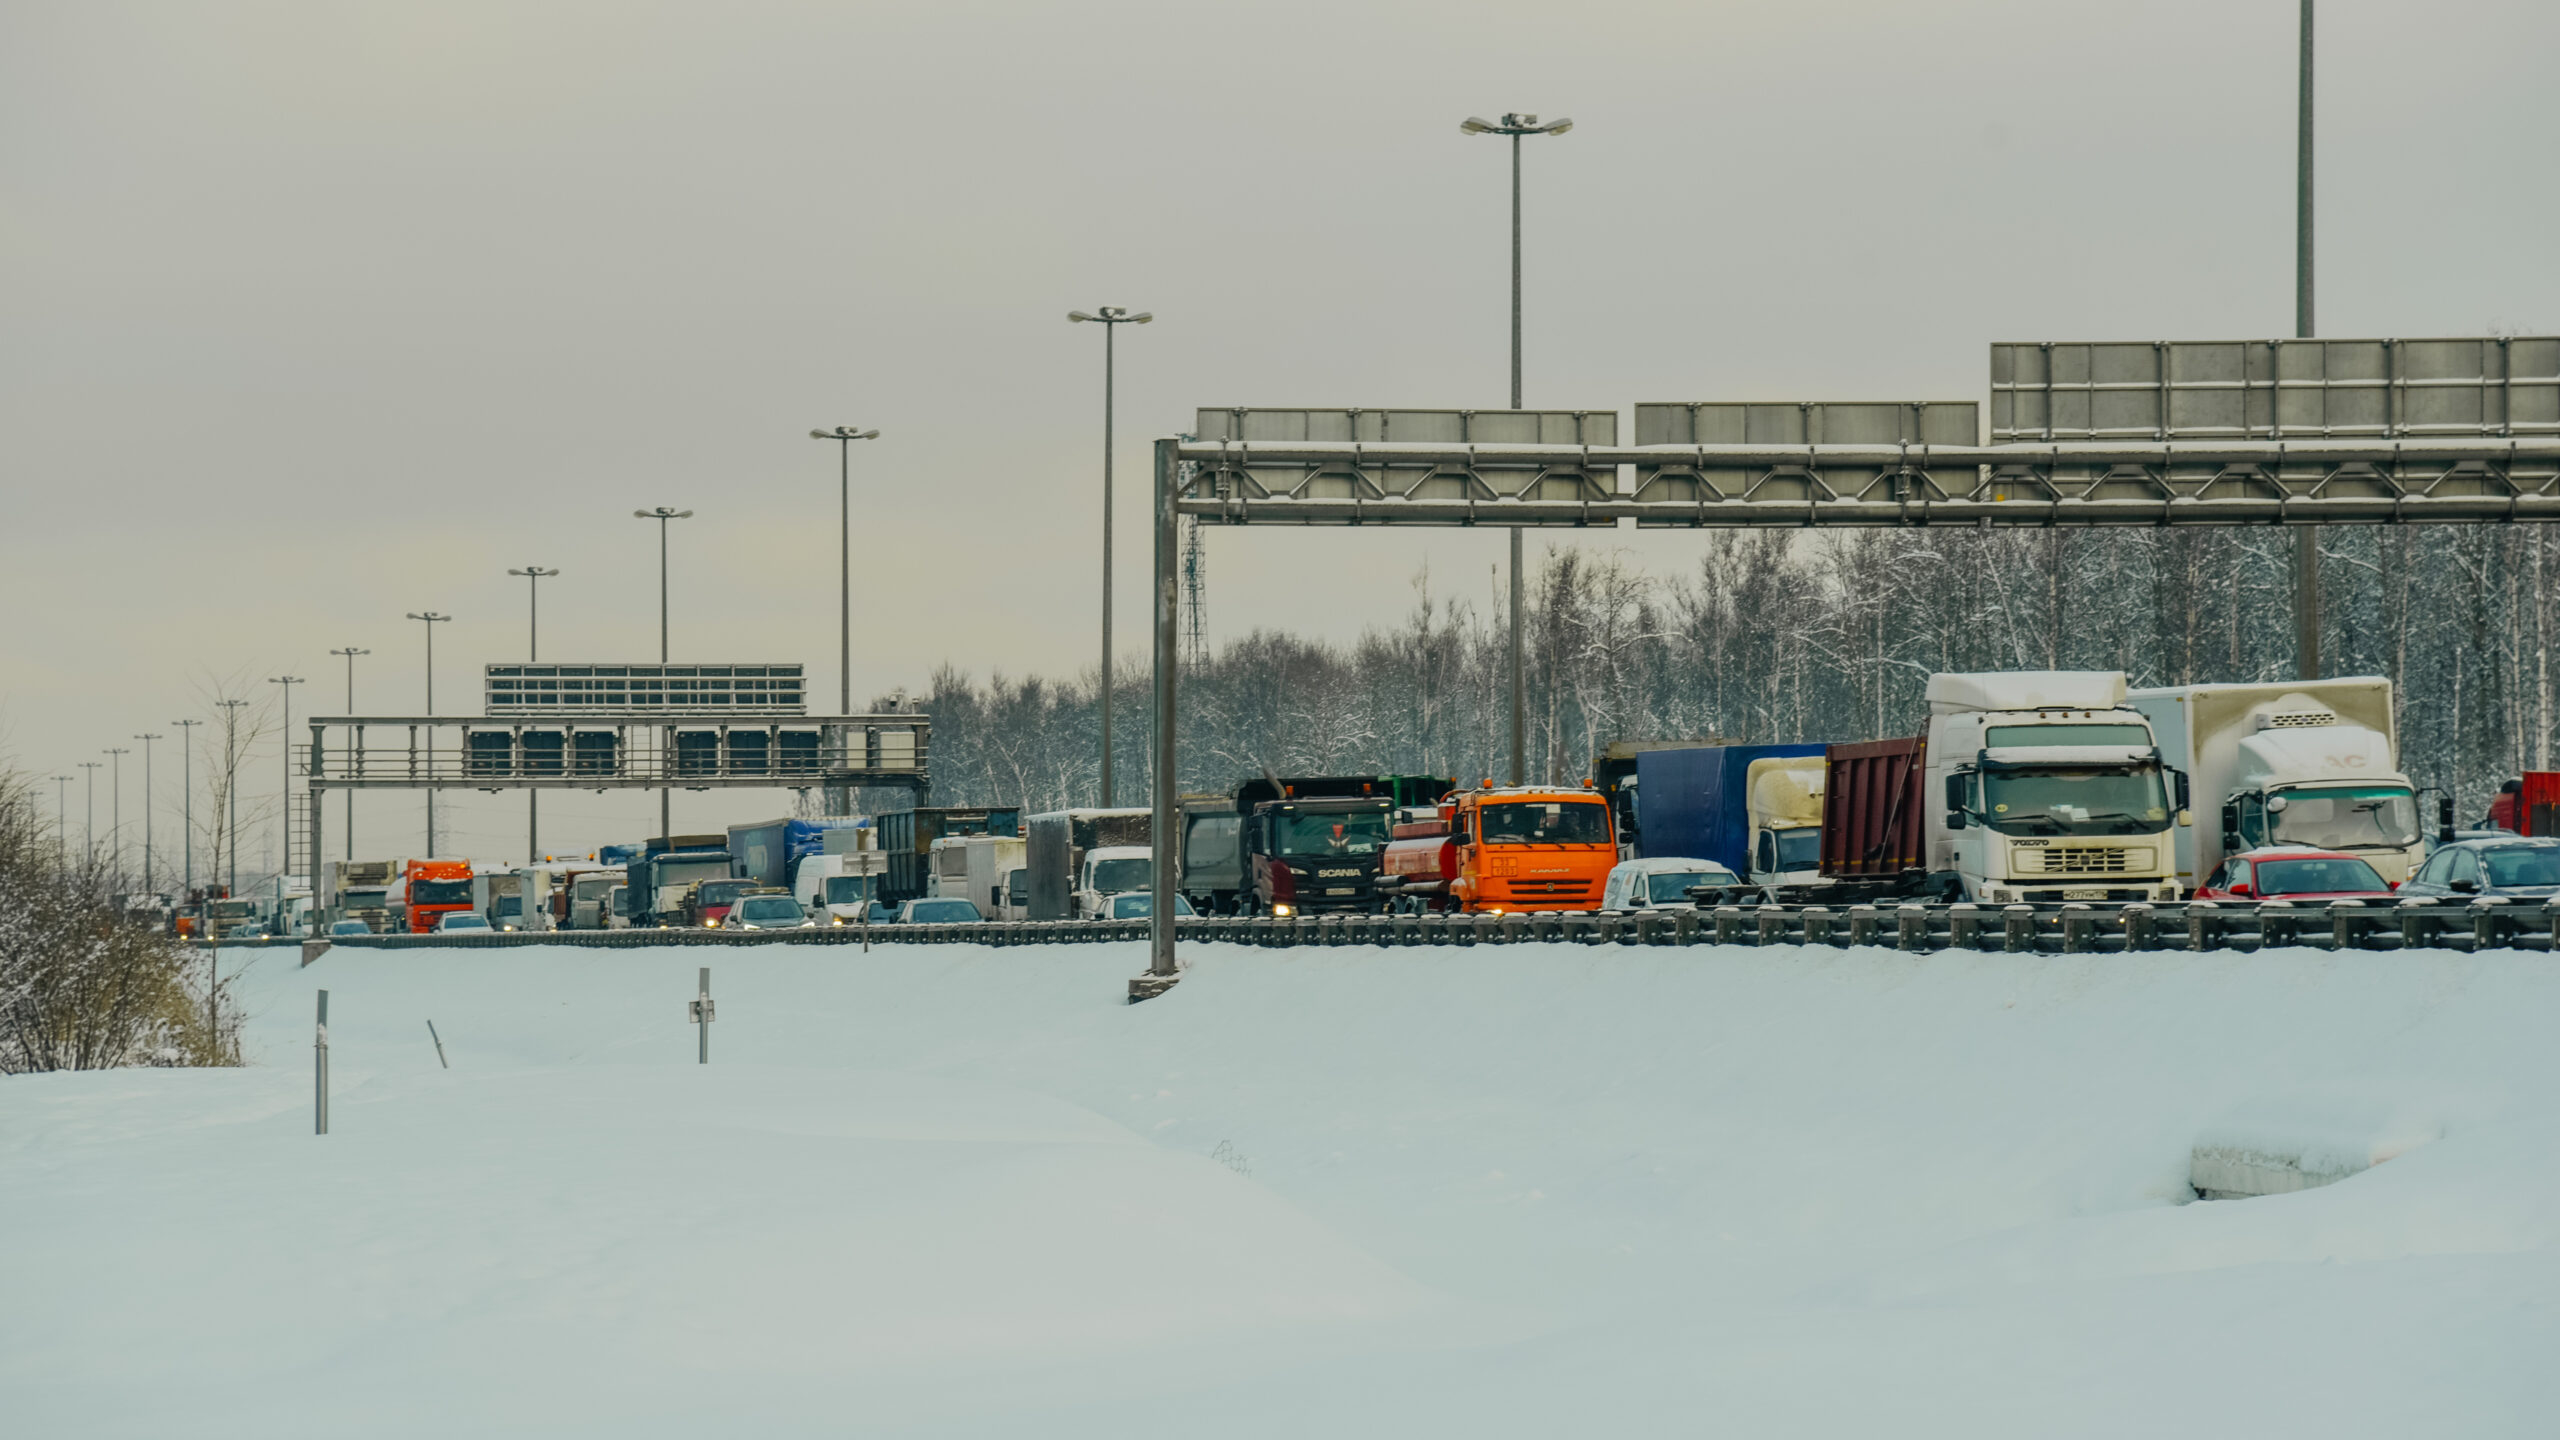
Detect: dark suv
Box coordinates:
(2396, 837, 2560, 901)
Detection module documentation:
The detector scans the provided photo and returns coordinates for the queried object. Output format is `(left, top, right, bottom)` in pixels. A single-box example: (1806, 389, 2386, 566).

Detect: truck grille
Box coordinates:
(2265, 709, 2337, 728)
(1507, 879, 1594, 898)
(2021, 846, 2134, 874)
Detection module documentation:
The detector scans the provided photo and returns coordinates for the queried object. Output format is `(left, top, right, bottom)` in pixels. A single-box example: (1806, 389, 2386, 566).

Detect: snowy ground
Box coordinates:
(6, 940, 2556, 1437)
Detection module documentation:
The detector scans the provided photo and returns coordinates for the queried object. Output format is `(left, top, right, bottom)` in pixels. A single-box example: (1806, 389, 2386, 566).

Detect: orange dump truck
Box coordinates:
(1382, 785, 1617, 913)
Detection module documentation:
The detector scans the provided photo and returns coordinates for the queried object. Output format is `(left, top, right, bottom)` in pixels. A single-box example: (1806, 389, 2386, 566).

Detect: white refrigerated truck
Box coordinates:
(2128, 678, 2424, 889)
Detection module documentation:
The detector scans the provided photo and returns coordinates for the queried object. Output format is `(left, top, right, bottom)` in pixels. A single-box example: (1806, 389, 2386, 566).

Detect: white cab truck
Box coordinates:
(794, 850, 885, 923)
(1075, 845, 1154, 920)
(928, 834, 1026, 916)
(1926, 670, 2187, 904)
(2129, 677, 2423, 889)
(1744, 754, 1827, 892)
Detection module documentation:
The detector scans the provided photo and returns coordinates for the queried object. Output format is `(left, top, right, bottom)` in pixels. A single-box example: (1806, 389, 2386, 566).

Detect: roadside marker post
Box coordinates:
(314, 990, 330, 1136)
(426, 1019, 449, 1069)
(689, 967, 714, 1064)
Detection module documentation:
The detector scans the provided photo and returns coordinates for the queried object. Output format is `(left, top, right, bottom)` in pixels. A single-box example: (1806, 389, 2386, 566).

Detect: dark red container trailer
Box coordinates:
(1819, 737, 1929, 894)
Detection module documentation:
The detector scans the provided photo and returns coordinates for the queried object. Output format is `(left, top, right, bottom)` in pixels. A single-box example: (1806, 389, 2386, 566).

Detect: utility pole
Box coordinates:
(807, 428, 880, 718)
(329, 648, 367, 861)
(405, 614, 450, 855)
(171, 719, 201, 895)
(1068, 307, 1153, 807)
(2294, 0, 2320, 682)
(134, 734, 162, 893)
(269, 676, 304, 886)
(1461, 111, 1572, 786)
(507, 568, 558, 861)
(103, 747, 130, 874)
(634, 509, 692, 840)
(216, 699, 249, 895)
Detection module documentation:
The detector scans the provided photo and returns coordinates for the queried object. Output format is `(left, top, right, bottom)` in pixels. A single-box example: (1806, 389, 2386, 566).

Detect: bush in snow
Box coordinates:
(0, 773, 236, 1074)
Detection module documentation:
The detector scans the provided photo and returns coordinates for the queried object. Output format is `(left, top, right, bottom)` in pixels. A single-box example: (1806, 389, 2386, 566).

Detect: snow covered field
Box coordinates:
(6, 940, 2556, 1437)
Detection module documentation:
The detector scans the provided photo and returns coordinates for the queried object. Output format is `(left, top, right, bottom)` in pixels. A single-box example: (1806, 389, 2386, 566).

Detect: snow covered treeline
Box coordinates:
(915, 524, 2557, 821)
(0, 774, 234, 1073)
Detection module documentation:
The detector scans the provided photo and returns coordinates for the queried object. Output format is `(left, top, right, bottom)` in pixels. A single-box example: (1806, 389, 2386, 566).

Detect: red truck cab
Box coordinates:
(403, 859, 475, 933)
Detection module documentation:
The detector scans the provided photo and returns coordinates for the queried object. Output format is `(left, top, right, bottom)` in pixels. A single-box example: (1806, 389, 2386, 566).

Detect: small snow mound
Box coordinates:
(2191, 1094, 2443, 1199)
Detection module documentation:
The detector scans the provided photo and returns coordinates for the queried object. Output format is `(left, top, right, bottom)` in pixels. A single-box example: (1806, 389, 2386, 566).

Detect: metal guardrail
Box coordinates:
(304, 898, 2560, 956)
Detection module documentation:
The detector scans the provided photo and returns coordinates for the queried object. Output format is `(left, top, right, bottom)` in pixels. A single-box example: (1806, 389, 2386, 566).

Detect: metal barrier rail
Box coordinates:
(306, 898, 2560, 955)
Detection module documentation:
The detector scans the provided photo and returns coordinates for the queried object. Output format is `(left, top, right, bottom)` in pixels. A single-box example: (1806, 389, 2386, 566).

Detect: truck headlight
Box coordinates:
(705, 918, 720, 928)
(1272, 903, 1294, 918)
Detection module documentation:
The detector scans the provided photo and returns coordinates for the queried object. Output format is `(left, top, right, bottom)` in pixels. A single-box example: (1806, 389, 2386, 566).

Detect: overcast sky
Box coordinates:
(7, 0, 2558, 868)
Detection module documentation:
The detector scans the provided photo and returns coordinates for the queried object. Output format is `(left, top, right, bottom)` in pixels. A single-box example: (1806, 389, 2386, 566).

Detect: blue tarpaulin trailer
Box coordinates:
(726, 818, 867, 890)
(1632, 744, 1828, 874)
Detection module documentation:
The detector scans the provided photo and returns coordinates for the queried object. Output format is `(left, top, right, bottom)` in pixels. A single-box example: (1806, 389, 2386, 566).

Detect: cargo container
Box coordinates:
(876, 806, 1022, 904)
(1814, 737, 1929, 901)
(1174, 793, 1240, 913)
(725, 817, 866, 891)
(1024, 808, 1150, 920)
(928, 834, 1025, 915)
(2489, 773, 2560, 836)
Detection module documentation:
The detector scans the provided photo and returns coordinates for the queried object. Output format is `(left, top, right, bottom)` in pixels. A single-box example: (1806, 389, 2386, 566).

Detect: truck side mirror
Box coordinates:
(2174, 770, 2191, 808)
(1943, 774, 1965, 813)
(1945, 810, 1966, 831)
(2438, 795, 2456, 844)
(2220, 801, 2241, 843)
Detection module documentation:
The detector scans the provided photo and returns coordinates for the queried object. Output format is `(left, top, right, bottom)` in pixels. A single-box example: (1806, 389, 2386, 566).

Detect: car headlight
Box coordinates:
(831, 915, 846, 926)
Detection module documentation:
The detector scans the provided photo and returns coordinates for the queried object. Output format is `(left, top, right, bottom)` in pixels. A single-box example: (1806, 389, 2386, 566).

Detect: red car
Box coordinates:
(2193, 846, 2397, 902)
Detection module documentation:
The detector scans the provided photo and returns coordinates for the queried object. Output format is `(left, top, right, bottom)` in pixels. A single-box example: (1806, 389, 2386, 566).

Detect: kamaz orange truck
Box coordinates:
(1382, 784, 1617, 913)
(402, 858, 476, 933)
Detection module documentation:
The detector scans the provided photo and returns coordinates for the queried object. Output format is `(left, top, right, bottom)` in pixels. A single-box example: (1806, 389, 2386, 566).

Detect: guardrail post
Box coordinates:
(1753, 904, 1784, 947)
(2396, 899, 2432, 952)
(2329, 899, 2367, 951)
(2260, 900, 2299, 949)
(2058, 903, 2094, 953)
(1714, 905, 1743, 946)
(1800, 905, 1832, 947)
(1845, 904, 1876, 947)
(2188, 899, 2221, 953)
(1948, 902, 1980, 950)
(2472, 896, 2509, 952)
(2002, 904, 2037, 953)
(2547, 897, 2560, 952)
(2123, 902, 2156, 953)
(1673, 907, 1700, 946)
(1894, 903, 1928, 953)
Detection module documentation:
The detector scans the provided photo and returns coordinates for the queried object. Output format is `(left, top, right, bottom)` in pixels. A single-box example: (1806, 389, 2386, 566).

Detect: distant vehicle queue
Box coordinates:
(197, 668, 2560, 940)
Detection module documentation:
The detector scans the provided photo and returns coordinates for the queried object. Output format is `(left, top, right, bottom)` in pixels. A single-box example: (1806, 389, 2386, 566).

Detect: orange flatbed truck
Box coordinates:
(404, 858, 476, 933)
(1383, 784, 1617, 913)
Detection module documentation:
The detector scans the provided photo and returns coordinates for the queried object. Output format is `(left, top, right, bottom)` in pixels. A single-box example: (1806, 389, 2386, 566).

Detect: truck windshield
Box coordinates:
(1763, 827, 1821, 871)
(410, 879, 473, 906)
(1090, 857, 1151, 894)
(696, 879, 756, 906)
(2270, 785, 2419, 849)
(823, 875, 877, 905)
(1480, 800, 1611, 846)
(1274, 811, 1389, 857)
(572, 877, 617, 901)
(1980, 768, 2168, 836)
(1984, 723, 2152, 747)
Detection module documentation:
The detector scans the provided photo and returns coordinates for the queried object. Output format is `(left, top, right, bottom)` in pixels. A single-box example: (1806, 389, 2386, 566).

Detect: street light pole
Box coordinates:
(170, 719, 201, 895)
(50, 775, 71, 871)
(405, 613, 451, 855)
(329, 648, 368, 861)
(103, 748, 130, 876)
(78, 762, 100, 865)
(808, 428, 880, 719)
(134, 734, 162, 893)
(215, 699, 249, 896)
(634, 509, 693, 840)
(2294, 1, 2320, 682)
(1461, 111, 1571, 786)
(506, 568, 559, 861)
(1068, 306, 1153, 807)
(269, 677, 304, 885)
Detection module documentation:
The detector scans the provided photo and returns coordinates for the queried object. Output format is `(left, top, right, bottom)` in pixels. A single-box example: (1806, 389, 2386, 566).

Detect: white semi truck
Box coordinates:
(2128, 678, 2424, 889)
(1925, 670, 2187, 904)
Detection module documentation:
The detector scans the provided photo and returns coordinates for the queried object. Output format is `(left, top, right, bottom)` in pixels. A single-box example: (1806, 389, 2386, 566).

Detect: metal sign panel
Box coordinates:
(1630, 401, 1979, 515)
(302, 713, 925, 791)
(1187, 407, 1618, 519)
(1991, 337, 2560, 442)
(484, 663, 806, 716)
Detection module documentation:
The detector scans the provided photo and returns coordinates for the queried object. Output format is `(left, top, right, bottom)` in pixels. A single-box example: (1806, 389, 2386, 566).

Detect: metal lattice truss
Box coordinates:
(1173, 439, 2560, 527)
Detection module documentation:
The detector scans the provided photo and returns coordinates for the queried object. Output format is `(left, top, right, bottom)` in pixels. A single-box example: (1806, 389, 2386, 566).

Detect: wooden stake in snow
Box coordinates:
(426, 1019, 448, 1069)
(689, 967, 714, 1064)
(314, 990, 330, 1136)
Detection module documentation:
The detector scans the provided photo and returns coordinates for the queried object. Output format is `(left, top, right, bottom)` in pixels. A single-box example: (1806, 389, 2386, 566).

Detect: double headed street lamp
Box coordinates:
(808, 428, 880, 719)
(406, 613, 451, 855)
(1460, 111, 1571, 787)
(634, 508, 693, 840)
(134, 733, 162, 893)
(77, 761, 101, 864)
(170, 718, 201, 893)
(1067, 306, 1152, 807)
(507, 567, 560, 861)
(103, 747, 130, 873)
(329, 648, 368, 861)
(215, 699, 250, 896)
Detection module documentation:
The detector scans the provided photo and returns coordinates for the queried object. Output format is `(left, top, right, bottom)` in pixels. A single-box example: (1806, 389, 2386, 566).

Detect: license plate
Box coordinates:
(2062, 888, 2105, 901)
(1325, 887, 1355, 896)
